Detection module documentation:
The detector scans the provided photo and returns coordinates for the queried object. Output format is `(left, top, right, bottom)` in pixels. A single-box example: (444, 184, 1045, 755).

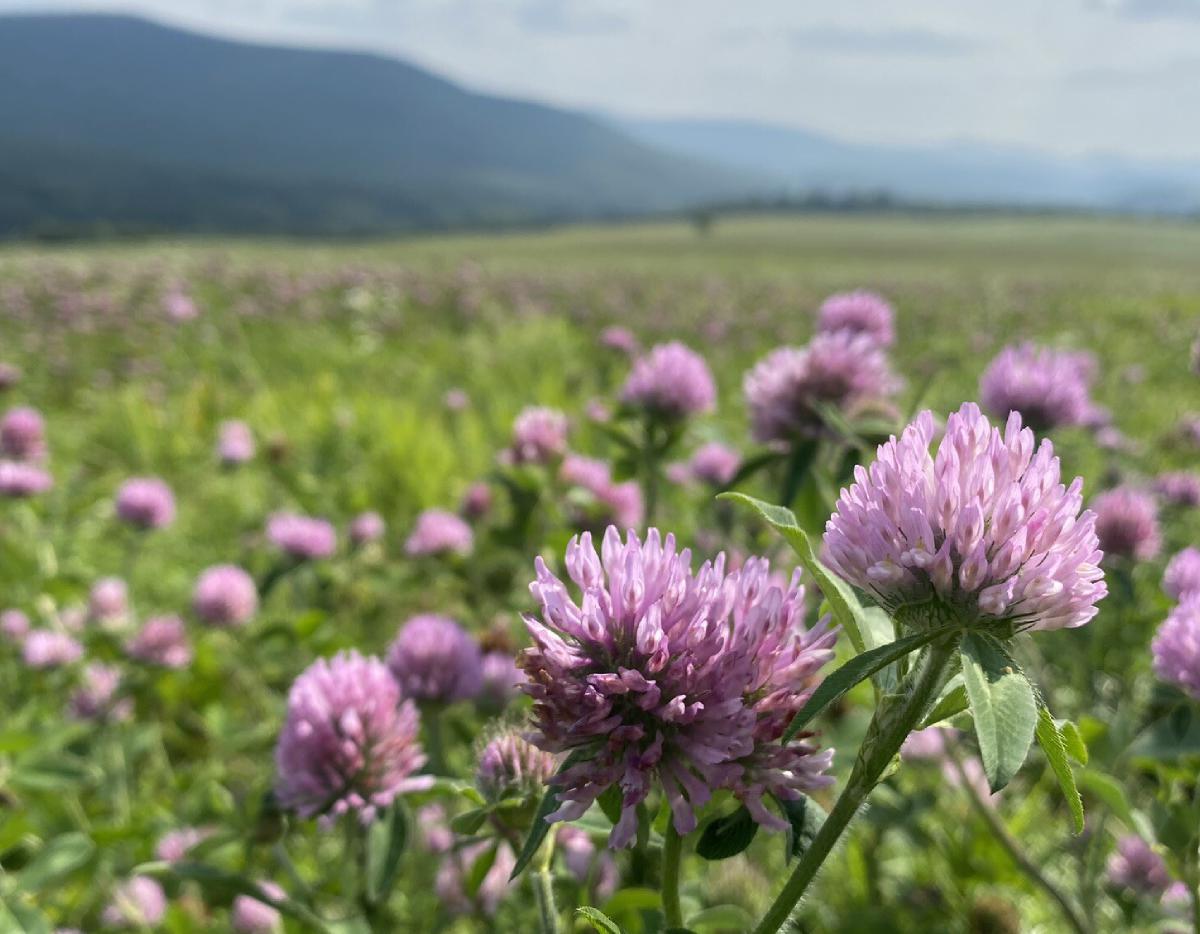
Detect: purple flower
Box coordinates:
(556, 825, 618, 899)
(460, 482, 493, 520)
(519, 527, 836, 847)
(232, 882, 285, 934)
(22, 631, 82, 669)
(163, 286, 199, 322)
(1, 609, 30, 644)
(824, 403, 1107, 632)
(193, 564, 258, 627)
(1, 406, 46, 461)
(817, 290, 896, 347)
(1154, 471, 1200, 508)
(266, 512, 337, 559)
(125, 615, 192, 669)
(900, 726, 950, 761)
(0, 461, 52, 497)
(275, 651, 429, 824)
(561, 455, 644, 531)
(89, 577, 128, 625)
(479, 651, 523, 708)
(1107, 836, 1171, 896)
(155, 826, 213, 863)
(404, 509, 473, 557)
(349, 511, 385, 546)
(217, 420, 256, 465)
(436, 840, 516, 917)
(744, 331, 898, 443)
(102, 876, 167, 928)
(443, 388, 470, 412)
(507, 406, 569, 466)
(386, 615, 482, 703)
(979, 343, 1097, 432)
(621, 342, 716, 420)
(115, 478, 176, 530)
(689, 442, 741, 486)
(1164, 548, 1200, 601)
(600, 326, 639, 356)
(69, 663, 131, 721)
(1152, 596, 1200, 700)
(1091, 487, 1161, 562)
(475, 730, 558, 802)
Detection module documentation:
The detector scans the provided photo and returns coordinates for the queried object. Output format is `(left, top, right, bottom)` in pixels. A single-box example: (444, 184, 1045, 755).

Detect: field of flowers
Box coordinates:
(2, 214, 1199, 933)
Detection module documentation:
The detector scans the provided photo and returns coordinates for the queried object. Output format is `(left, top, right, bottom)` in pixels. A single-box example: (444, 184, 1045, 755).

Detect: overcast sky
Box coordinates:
(4, 0, 1200, 160)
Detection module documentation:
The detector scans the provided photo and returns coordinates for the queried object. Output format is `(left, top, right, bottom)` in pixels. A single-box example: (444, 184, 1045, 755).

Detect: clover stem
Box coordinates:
(661, 822, 684, 928)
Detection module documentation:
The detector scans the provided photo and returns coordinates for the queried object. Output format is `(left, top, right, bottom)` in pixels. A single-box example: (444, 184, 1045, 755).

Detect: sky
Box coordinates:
(3, 0, 1199, 161)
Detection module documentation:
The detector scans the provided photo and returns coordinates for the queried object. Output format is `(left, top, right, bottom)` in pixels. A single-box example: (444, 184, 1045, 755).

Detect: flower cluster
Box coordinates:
(1091, 487, 1161, 562)
(506, 406, 569, 465)
(404, 509, 473, 557)
(0, 460, 52, 497)
(475, 730, 558, 802)
(387, 614, 482, 703)
(817, 290, 895, 347)
(349, 510, 385, 545)
(1106, 836, 1171, 896)
(1, 405, 46, 461)
(275, 651, 429, 823)
(518, 527, 836, 847)
(688, 441, 741, 487)
(267, 512, 337, 559)
(824, 403, 1107, 632)
(217, 419, 256, 465)
(23, 630, 83, 669)
(1153, 471, 1200, 508)
(1152, 596, 1200, 700)
(193, 564, 258, 627)
(560, 454, 643, 531)
(115, 477, 176, 529)
(744, 331, 898, 443)
(1164, 548, 1200, 601)
(125, 615, 192, 668)
(621, 342, 716, 420)
(979, 343, 1098, 432)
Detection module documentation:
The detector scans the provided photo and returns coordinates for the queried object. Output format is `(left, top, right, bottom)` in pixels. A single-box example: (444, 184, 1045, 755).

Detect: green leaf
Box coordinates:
(1058, 719, 1088, 765)
(784, 628, 948, 741)
(509, 748, 588, 880)
(0, 898, 50, 934)
(1077, 771, 1138, 830)
(960, 633, 1037, 793)
(919, 682, 969, 730)
(1035, 706, 1084, 834)
(597, 785, 623, 826)
(1127, 708, 1200, 761)
(16, 832, 94, 891)
(364, 802, 407, 906)
(464, 841, 498, 898)
(687, 904, 756, 933)
(600, 887, 662, 917)
(577, 906, 624, 934)
(449, 807, 489, 836)
(774, 794, 826, 861)
(695, 805, 758, 861)
(718, 493, 870, 653)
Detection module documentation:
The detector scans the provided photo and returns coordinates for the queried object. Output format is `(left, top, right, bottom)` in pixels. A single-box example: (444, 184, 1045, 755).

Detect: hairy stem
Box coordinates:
(533, 835, 560, 934)
(661, 823, 684, 928)
(947, 744, 1088, 934)
(751, 638, 956, 934)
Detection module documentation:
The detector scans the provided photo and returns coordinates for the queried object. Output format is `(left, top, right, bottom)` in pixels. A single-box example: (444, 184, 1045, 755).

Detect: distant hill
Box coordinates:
(0, 14, 747, 237)
(618, 117, 1200, 215)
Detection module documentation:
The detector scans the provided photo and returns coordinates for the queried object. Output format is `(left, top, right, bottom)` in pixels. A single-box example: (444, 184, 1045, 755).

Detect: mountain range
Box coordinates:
(0, 13, 1196, 238)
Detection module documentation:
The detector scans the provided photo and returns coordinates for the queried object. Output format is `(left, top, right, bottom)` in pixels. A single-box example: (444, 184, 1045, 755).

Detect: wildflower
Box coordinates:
(979, 344, 1097, 432)
(102, 876, 167, 928)
(621, 342, 716, 420)
(69, 663, 132, 721)
(817, 290, 895, 347)
(89, 577, 129, 625)
(1164, 548, 1200, 601)
(561, 455, 644, 530)
(475, 730, 557, 803)
(275, 651, 429, 823)
(386, 615, 482, 703)
(460, 482, 492, 520)
(22, 631, 83, 669)
(824, 403, 1107, 632)
(266, 512, 336, 559)
(1092, 487, 1161, 562)
(125, 615, 192, 668)
(689, 441, 741, 486)
(217, 420, 255, 465)
(404, 509, 473, 557)
(0, 461, 52, 497)
(1152, 596, 1200, 700)
(0, 406, 46, 461)
(1106, 836, 1171, 896)
(349, 511, 385, 546)
(479, 651, 523, 708)
(192, 565, 258, 627)
(436, 841, 516, 917)
(1, 609, 30, 644)
(1153, 471, 1200, 508)
(115, 478, 175, 530)
(519, 527, 835, 847)
(600, 326, 639, 356)
(506, 407, 569, 466)
(443, 388, 470, 412)
(744, 332, 897, 443)
(155, 826, 213, 863)
(163, 285, 199, 322)
(232, 882, 286, 933)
